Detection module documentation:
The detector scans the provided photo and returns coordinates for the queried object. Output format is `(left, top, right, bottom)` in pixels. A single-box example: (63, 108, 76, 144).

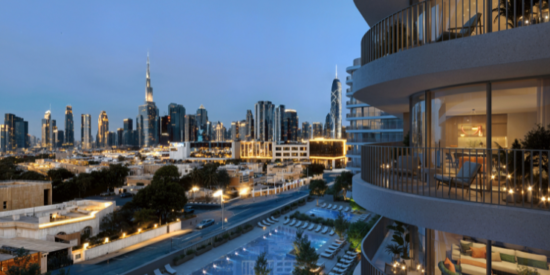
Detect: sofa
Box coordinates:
(451, 240, 550, 275)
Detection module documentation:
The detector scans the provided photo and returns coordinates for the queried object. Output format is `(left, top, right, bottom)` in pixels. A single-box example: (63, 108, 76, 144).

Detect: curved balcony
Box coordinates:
(353, 144, 550, 251)
(361, 0, 550, 66)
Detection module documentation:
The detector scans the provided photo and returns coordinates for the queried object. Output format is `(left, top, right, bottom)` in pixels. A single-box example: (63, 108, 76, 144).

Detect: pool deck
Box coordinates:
(174, 199, 369, 275)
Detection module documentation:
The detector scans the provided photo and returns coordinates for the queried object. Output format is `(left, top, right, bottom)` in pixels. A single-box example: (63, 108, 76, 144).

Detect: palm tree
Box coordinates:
(292, 231, 319, 275)
(334, 211, 349, 240)
(254, 251, 271, 275)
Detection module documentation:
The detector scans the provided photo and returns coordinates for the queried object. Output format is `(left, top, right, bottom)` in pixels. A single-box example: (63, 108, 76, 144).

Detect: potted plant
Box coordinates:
(385, 244, 403, 262)
(172, 254, 186, 266)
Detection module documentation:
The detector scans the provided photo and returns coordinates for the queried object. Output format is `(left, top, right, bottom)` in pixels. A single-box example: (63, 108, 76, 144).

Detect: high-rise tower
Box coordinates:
(41, 111, 52, 149)
(98, 111, 109, 148)
(331, 67, 342, 138)
(64, 105, 74, 147)
(138, 54, 159, 147)
(255, 101, 274, 142)
(246, 110, 254, 140)
(81, 114, 92, 150)
(274, 105, 286, 143)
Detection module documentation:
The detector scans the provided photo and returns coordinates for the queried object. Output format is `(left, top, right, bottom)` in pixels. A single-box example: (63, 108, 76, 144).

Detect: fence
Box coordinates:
(361, 0, 550, 65)
(362, 145, 550, 211)
(360, 217, 393, 275)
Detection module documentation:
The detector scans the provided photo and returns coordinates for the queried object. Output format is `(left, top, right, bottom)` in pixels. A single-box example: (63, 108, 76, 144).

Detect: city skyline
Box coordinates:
(0, 1, 366, 138)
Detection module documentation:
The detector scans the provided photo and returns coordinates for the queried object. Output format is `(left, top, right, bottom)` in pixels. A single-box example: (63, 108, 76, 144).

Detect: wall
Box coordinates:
(78, 221, 181, 261)
(0, 181, 52, 211)
(507, 112, 537, 145)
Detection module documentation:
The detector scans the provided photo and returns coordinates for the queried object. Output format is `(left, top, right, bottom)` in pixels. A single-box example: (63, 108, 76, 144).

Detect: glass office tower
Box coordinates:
(255, 101, 274, 142)
(284, 109, 298, 141)
(81, 114, 92, 150)
(168, 103, 185, 142)
(64, 105, 74, 147)
(137, 55, 159, 147)
(331, 71, 342, 139)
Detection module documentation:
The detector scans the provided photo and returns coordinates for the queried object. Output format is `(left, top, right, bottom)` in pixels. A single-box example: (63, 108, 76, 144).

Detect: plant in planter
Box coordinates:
(186, 249, 195, 256)
(518, 265, 541, 275)
(385, 244, 403, 262)
(223, 233, 230, 240)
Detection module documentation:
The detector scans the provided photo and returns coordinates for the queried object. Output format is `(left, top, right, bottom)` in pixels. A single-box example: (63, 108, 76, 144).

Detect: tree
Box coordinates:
(347, 220, 373, 250)
(302, 164, 325, 177)
(333, 211, 349, 240)
(47, 168, 74, 181)
(133, 208, 156, 228)
(254, 251, 271, 275)
(5, 248, 41, 275)
(292, 231, 319, 275)
(189, 167, 203, 187)
(216, 169, 231, 189)
(308, 180, 327, 196)
(133, 166, 187, 223)
(333, 171, 353, 199)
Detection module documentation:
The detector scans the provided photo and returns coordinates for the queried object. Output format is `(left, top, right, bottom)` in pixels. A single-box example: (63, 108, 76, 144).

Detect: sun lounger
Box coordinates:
(343, 254, 356, 260)
(315, 225, 322, 232)
(329, 243, 343, 249)
(343, 207, 350, 212)
(165, 264, 177, 275)
(295, 221, 302, 227)
(337, 263, 351, 269)
(332, 267, 347, 273)
(307, 224, 315, 231)
(301, 222, 309, 229)
(271, 216, 279, 222)
(289, 219, 296, 226)
(337, 206, 343, 211)
(320, 203, 326, 208)
(258, 222, 266, 228)
(321, 226, 328, 234)
(329, 230, 335, 236)
(263, 219, 272, 225)
(340, 258, 354, 264)
(283, 218, 290, 225)
(268, 217, 277, 223)
(335, 239, 345, 244)
(325, 247, 338, 254)
(332, 205, 338, 210)
(326, 204, 332, 209)
(153, 269, 163, 275)
(320, 251, 334, 259)
(346, 251, 358, 256)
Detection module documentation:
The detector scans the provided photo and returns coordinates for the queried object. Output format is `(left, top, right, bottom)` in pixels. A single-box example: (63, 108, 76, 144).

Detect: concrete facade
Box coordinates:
(0, 181, 52, 211)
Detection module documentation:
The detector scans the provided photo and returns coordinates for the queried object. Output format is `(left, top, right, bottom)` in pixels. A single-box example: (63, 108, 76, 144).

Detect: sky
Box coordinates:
(0, 1, 368, 138)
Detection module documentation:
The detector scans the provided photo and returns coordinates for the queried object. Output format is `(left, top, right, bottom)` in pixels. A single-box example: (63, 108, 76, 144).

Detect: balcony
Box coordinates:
(360, 0, 550, 66)
(354, 144, 550, 251)
(346, 99, 367, 106)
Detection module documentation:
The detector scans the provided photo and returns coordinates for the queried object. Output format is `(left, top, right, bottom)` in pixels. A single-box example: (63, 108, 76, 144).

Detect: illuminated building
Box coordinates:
(255, 101, 274, 142)
(239, 120, 247, 141)
(54, 129, 64, 148)
(230, 121, 239, 141)
(123, 118, 133, 146)
(116, 128, 123, 146)
(196, 104, 208, 129)
(169, 141, 239, 161)
(308, 138, 346, 169)
(0, 125, 6, 152)
(312, 122, 323, 138)
(97, 111, 109, 148)
(214, 122, 225, 141)
(273, 143, 308, 162)
(246, 110, 254, 140)
(168, 103, 185, 142)
(81, 114, 92, 150)
(284, 109, 298, 141)
(41, 111, 53, 149)
(274, 104, 285, 143)
(4, 114, 28, 151)
(331, 68, 342, 138)
(240, 141, 272, 159)
(160, 115, 170, 145)
(185, 115, 197, 142)
(302, 122, 311, 140)
(324, 113, 333, 138)
(137, 54, 159, 147)
(64, 105, 74, 147)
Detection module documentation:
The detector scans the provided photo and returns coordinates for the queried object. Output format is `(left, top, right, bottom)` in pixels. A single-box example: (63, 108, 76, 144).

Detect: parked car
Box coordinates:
(184, 206, 194, 214)
(119, 192, 133, 198)
(196, 219, 215, 229)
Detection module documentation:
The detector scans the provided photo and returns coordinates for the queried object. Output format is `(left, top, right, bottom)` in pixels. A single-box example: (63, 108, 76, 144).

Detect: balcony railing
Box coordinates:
(361, 0, 550, 65)
(361, 217, 393, 275)
(361, 145, 550, 211)
(346, 100, 366, 105)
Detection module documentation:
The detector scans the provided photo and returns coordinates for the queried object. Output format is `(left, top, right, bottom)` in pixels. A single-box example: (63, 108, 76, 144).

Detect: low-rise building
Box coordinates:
(0, 180, 52, 211)
(266, 163, 303, 183)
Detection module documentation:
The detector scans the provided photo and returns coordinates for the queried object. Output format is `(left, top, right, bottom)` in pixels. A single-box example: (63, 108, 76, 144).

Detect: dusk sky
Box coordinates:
(0, 1, 368, 138)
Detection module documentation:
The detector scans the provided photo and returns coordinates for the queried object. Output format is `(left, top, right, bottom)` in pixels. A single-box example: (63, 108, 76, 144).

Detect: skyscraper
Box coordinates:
(81, 114, 92, 150)
(324, 113, 333, 138)
(230, 121, 239, 141)
(4, 114, 27, 151)
(246, 110, 254, 140)
(255, 101, 274, 142)
(312, 122, 323, 138)
(302, 122, 311, 140)
(239, 120, 247, 141)
(98, 111, 109, 148)
(64, 105, 74, 147)
(160, 115, 170, 145)
(54, 129, 64, 148)
(137, 54, 160, 148)
(185, 115, 197, 142)
(213, 122, 224, 141)
(116, 128, 123, 147)
(274, 105, 286, 143)
(123, 118, 133, 146)
(196, 105, 208, 129)
(168, 103, 185, 142)
(331, 68, 342, 138)
(284, 109, 298, 141)
(41, 111, 52, 149)
(0, 125, 7, 152)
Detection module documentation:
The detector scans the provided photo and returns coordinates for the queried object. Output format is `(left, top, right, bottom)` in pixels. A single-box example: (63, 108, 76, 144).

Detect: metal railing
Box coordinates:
(346, 100, 366, 105)
(361, 145, 550, 211)
(361, 217, 393, 275)
(347, 125, 403, 131)
(361, 0, 550, 65)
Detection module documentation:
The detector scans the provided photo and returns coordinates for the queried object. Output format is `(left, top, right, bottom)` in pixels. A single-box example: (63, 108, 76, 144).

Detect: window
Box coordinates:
(75, 254, 81, 259)
(3, 201, 6, 209)
(291, 147, 298, 151)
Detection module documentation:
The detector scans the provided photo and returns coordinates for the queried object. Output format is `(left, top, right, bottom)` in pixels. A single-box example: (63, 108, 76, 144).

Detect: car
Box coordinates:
(196, 219, 215, 229)
(119, 192, 133, 198)
(183, 206, 194, 214)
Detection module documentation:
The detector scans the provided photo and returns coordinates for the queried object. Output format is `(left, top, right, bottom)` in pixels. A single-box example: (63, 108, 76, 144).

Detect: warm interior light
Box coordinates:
(542, 197, 547, 201)
(509, 189, 514, 194)
(83, 243, 89, 249)
(138, 228, 142, 233)
(507, 174, 511, 179)
(471, 127, 478, 131)
(460, 134, 465, 137)
(528, 186, 532, 191)
(154, 224, 158, 228)
(105, 237, 109, 243)
(491, 175, 495, 179)
(122, 233, 126, 238)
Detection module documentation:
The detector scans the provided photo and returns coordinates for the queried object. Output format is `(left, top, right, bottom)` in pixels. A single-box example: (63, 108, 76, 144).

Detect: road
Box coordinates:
(61, 189, 309, 275)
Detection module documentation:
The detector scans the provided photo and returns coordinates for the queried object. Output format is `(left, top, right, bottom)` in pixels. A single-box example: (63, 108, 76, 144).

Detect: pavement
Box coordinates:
(62, 188, 310, 275)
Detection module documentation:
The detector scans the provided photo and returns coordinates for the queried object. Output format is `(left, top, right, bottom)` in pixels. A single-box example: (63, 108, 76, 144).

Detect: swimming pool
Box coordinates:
(306, 207, 357, 221)
(189, 226, 329, 275)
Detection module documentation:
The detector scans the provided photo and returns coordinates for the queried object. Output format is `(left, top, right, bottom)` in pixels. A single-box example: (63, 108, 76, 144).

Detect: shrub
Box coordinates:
(222, 233, 230, 240)
(186, 249, 194, 255)
(173, 254, 185, 264)
(245, 224, 252, 230)
(214, 236, 222, 242)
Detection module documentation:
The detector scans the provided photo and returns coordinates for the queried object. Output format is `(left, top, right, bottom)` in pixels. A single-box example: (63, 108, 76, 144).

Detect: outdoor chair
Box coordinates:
(434, 161, 482, 196)
(283, 218, 290, 225)
(301, 222, 309, 229)
(392, 156, 420, 176)
(153, 269, 163, 275)
(436, 13, 482, 42)
(315, 225, 322, 232)
(164, 264, 177, 275)
(321, 226, 328, 234)
(289, 219, 296, 226)
(320, 203, 327, 208)
(343, 207, 350, 212)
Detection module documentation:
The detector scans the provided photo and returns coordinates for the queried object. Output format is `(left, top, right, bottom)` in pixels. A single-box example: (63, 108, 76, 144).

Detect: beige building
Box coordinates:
(0, 181, 52, 211)
(266, 163, 302, 182)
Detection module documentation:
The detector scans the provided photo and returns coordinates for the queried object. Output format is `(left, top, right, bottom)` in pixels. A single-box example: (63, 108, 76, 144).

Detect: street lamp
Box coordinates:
(213, 189, 224, 230)
(192, 186, 199, 201)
